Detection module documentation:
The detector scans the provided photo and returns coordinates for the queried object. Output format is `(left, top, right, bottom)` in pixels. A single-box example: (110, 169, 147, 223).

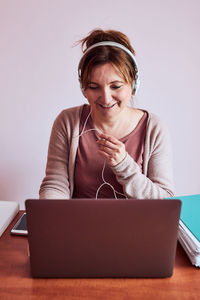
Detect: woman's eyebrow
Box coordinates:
(87, 81, 98, 85)
(88, 80, 124, 85)
(110, 80, 124, 84)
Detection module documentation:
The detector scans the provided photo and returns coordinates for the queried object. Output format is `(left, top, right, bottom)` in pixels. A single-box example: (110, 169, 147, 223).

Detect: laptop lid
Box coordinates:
(25, 199, 181, 278)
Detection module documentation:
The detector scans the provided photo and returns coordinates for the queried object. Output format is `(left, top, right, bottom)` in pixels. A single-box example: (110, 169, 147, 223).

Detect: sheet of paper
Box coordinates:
(0, 201, 19, 237)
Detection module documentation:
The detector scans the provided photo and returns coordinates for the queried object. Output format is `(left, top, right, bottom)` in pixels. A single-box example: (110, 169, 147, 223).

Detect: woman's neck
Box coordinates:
(91, 107, 140, 139)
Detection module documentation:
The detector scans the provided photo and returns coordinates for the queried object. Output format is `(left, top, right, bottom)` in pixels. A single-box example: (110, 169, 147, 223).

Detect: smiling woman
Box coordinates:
(39, 29, 174, 200)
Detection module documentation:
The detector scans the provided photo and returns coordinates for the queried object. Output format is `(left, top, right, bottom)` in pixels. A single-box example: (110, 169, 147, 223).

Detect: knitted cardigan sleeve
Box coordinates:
(39, 112, 71, 199)
(110, 113, 174, 198)
(39, 106, 81, 199)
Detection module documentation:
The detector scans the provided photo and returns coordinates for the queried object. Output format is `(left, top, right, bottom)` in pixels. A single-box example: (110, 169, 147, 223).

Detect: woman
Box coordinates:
(39, 29, 174, 199)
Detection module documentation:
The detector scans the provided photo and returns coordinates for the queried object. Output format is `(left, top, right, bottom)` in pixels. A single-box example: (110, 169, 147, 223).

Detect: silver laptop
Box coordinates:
(25, 198, 181, 278)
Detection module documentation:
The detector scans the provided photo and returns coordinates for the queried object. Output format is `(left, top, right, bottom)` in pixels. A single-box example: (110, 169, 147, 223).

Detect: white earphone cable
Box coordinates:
(75, 108, 127, 199)
(95, 160, 127, 199)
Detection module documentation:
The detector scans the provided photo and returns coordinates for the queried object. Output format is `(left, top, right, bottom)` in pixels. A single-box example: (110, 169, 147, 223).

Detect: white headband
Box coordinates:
(78, 41, 140, 94)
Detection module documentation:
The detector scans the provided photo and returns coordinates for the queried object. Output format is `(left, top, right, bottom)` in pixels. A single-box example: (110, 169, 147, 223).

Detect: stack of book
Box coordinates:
(0, 201, 19, 237)
(176, 194, 200, 267)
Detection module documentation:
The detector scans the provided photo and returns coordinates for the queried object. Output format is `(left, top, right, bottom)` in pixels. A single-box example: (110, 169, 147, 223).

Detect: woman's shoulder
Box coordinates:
(142, 110, 171, 145)
(59, 104, 84, 118)
(133, 109, 170, 145)
(140, 110, 168, 130)
(54, 104, 84, 124)
(49, 105, 85, 137)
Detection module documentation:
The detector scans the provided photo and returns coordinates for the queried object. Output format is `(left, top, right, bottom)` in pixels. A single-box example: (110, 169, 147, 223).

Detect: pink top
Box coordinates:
(73, 105, 147, 199)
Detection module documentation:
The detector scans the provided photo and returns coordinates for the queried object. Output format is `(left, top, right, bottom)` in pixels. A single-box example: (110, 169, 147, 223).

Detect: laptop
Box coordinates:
(25, 198, 181, 278)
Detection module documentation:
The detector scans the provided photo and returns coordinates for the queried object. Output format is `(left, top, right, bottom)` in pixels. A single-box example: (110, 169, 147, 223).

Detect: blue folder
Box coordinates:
(177, 194, 200, 242)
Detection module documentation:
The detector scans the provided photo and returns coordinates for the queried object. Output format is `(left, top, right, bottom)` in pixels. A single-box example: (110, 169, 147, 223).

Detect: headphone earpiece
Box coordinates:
(78, 76, 86, 97)
(132, 81, 136, 95)
(82, 89, 87, 98)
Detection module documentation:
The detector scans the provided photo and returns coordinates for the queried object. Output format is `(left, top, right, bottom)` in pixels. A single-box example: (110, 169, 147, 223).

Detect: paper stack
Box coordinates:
(0, 201, 19, 237)
(176, 194, 200, 267)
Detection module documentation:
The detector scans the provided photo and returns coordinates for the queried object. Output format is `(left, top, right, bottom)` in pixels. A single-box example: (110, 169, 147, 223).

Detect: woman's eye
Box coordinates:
(112, 85, 122, 89)
(88, 86, 98, 90)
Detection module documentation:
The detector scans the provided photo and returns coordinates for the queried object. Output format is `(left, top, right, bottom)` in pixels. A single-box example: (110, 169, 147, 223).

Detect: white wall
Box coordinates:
(0, 0, 199, 208)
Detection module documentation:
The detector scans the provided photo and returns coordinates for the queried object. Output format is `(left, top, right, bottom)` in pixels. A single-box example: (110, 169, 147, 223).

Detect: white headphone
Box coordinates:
(78, 41, 140, 95)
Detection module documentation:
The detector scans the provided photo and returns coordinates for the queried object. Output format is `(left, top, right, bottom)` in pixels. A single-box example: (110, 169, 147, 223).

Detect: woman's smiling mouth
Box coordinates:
(98, 102, 118, 109)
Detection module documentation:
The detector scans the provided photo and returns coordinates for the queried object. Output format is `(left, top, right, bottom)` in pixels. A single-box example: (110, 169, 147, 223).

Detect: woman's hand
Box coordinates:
(97, 133, 127, 167)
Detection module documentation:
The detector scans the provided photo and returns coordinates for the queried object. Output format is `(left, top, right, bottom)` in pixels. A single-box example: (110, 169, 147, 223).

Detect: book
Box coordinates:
(174, 194, 200, 267)
(0, 201, 19, 237)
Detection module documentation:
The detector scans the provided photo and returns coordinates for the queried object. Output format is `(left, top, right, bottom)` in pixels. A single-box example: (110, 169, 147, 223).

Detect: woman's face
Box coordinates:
(84, 63, 132, 120)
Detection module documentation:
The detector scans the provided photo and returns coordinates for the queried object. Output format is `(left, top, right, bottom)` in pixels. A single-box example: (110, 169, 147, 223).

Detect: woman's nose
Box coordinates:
(101, 88, 112, 104)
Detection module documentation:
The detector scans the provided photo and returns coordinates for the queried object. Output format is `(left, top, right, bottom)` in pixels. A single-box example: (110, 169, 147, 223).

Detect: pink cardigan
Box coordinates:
(39, 105, 174, 199)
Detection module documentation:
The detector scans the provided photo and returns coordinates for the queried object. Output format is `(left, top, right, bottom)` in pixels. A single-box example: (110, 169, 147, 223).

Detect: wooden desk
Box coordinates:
(0, 212, 199, 300)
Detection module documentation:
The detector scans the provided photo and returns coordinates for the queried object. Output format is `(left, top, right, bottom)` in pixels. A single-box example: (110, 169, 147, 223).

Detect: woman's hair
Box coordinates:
(78, 29, 137, 90)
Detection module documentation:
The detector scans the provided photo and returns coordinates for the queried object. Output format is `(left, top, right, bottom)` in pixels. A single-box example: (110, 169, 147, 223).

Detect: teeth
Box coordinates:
(100, 103, 116, 108)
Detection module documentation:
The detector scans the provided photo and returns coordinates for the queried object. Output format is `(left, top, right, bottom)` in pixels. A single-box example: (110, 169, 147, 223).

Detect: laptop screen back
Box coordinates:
(25, 199, 181, 278)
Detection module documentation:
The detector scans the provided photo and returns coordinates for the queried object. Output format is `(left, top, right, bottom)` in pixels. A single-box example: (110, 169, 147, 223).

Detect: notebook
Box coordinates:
(0, 201, 19, 237)
(25, 198, 181, 278)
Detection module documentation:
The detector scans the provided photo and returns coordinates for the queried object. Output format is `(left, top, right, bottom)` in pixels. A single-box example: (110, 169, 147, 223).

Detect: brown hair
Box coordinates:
(78, 29, 137, 90)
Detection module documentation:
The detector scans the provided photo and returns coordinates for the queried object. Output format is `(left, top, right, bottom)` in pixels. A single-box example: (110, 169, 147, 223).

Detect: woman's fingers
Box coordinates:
(97, 133, 127, 166)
